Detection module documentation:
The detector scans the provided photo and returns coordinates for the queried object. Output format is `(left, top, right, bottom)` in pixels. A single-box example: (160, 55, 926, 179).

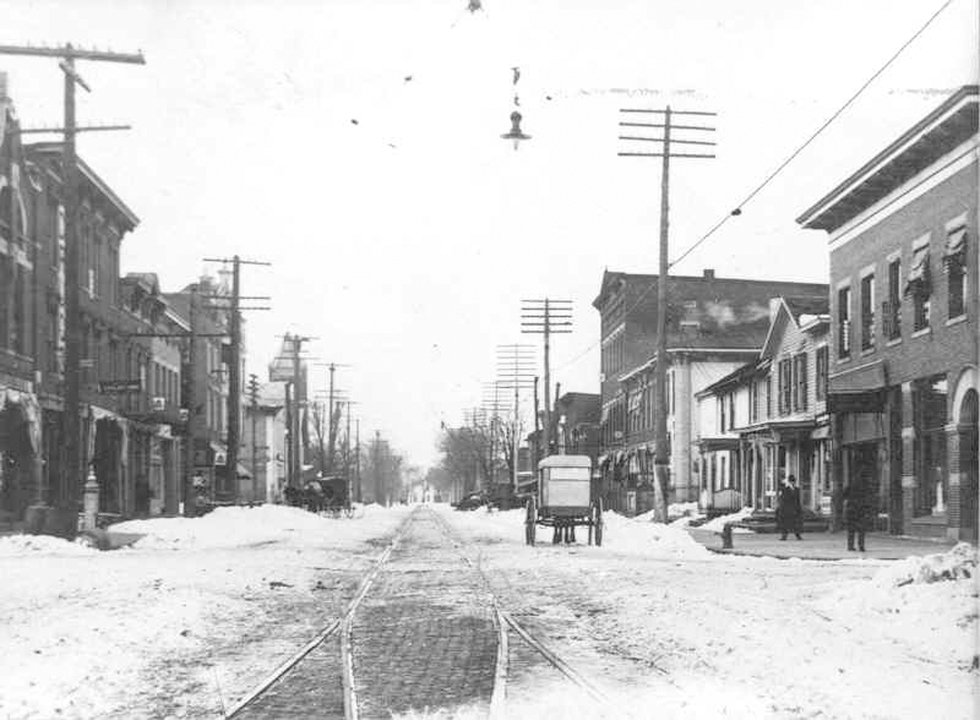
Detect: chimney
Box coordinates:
(703, 269, 715, 280)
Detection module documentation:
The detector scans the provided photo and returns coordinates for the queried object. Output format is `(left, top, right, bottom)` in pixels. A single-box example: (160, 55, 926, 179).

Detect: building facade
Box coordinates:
(696, 296, 831, 514)
(797, 85, 978, 541)
(593, 268, 826, 515)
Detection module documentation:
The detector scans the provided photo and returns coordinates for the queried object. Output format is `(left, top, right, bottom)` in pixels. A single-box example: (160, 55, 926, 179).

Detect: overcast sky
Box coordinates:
(2, 0, 977, 468)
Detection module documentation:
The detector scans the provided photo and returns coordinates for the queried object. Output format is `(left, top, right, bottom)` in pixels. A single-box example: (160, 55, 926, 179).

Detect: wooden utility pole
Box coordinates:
(521, 299, 572, 460)
(496, 344, 535, 492)
(248, 373, 260, 497)
(355, 418, 361, 502)
(619, 105, 716, 521)
(182, 287, 198, 516)
(0, 44, 144, 528)
(203, 256, 270, 501)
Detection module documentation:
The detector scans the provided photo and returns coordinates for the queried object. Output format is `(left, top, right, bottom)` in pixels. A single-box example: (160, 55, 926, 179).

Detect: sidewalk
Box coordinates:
(687, 527, 958, 561)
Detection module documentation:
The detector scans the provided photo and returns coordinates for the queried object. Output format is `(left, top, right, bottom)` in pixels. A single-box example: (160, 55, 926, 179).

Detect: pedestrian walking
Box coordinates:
(776, 474, 803, 540)
(843, 476, 874, 551)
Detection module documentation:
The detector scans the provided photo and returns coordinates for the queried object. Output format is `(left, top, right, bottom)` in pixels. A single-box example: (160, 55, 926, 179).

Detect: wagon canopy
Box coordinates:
(537, 454, 592, 470)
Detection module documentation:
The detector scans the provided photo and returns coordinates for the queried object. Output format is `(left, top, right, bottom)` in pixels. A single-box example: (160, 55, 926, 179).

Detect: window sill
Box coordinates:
(835, 356, 852, 365)
(911, 327, 931, 339)
(885, 337, 902, 347)
(860, 347, 876, 357)
(945, 314, 967, 327)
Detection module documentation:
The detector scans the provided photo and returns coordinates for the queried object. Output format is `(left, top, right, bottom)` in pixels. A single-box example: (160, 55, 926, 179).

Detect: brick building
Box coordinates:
(797, 85, 978, 541)
(593, 269, 826, 515)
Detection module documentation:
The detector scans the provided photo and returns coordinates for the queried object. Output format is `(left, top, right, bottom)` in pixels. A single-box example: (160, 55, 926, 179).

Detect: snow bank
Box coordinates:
(603, 512, 712, 559)
(872, 542, 977, 588)
(0, 533, 96, 557)
(667, 500, 699, 519)
(110, 504, 353, 550)
(699, 506, 754, 533)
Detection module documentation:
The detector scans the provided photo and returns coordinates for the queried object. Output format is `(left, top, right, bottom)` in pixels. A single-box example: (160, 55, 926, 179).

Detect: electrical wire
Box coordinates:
(557, 0, 957, 375)
(668, 0, 954, 270)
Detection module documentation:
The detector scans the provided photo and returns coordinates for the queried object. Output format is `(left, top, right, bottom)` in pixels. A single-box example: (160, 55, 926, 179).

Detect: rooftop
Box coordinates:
(797, 85, 978, 233)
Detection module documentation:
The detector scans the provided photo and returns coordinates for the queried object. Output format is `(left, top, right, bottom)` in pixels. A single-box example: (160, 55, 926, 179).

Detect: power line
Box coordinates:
(668, 0, 954, 270)
(557, 0, 956, 376)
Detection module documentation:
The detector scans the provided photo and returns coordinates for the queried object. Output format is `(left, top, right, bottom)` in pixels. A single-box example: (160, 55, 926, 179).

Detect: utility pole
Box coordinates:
(182, 287, 198, 516)
(496, 344, 535, 493)
(203, 256, 270, 501)
(522, 299, 572, 460)
(0, 44, 144, 528)
(482, 381, 503, 489)
(248, 373, 260, 498)
(355, 418, 361, 503)
(533, 376, 540, 470)
(619, 105, 716, 521)
(313, 362, 349, 474)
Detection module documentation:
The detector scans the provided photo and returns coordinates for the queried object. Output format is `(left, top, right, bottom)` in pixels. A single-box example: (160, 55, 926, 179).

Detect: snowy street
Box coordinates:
(0, 504, 976, 719)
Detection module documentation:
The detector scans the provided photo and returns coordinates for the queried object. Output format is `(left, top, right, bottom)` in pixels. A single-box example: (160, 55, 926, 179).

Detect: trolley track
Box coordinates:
(225, 506, 608, 719)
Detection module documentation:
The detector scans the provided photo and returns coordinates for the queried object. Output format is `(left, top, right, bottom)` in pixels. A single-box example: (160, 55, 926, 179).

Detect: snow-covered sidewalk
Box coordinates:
(442, 505, 979, 720)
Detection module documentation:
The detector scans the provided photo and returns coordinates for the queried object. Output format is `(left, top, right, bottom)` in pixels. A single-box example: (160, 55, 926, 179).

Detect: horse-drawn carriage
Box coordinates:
(524, 455, 603, 546)
(284, 475, 353, 517)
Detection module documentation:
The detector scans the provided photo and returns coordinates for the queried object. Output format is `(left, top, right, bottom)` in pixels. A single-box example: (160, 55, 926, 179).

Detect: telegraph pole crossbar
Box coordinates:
(618, 104, 716, 522)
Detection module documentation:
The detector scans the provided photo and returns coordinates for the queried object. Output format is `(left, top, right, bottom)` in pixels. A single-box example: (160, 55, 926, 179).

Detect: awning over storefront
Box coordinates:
(810, 425, 831, 441)
(696, 436, 739, 452)
(904, 244, 930, 296)
(828, 359, 888, 412)
(1, 388, 40, 455)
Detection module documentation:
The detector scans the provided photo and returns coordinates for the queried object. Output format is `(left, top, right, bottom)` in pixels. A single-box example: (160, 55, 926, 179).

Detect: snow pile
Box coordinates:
(0, 533, 96, 557)
(667, 501, 699, 519)
(109, 504, 342, 550)
(603, 512, 712, 559)
(699, 506, 754, 533)
(872, 542, 977, 588)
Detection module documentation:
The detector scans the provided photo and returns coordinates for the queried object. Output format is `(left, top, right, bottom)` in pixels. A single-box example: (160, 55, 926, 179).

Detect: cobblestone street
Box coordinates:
(352, 508, 499, 718)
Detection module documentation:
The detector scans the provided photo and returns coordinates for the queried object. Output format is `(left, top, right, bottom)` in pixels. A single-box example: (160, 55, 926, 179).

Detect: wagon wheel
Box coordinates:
(592, 498, 604, 547)
(525, 497, 537, 545)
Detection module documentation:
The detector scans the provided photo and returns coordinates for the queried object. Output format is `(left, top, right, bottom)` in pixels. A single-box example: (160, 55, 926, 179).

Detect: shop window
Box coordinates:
(905, 243, 931, 331)
(913, 375, 948, 517)
(944, 224, 967, 320)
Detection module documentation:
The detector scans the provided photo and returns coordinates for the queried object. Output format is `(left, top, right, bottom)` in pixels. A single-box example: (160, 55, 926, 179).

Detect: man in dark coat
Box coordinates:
(776, 475, 803, 540)
(843, 479, 874, 551)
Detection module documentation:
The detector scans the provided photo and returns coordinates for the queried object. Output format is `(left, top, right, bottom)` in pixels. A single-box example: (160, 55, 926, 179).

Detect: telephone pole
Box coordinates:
(248, 373, 260, 496)
(0, 44, 144, 527)
(521, 299, 572, 460)
(496, 344, 535, 492)
(315, 362, 350, 474)
(203, 256, 270, 501)
(619, 105, 716, 521)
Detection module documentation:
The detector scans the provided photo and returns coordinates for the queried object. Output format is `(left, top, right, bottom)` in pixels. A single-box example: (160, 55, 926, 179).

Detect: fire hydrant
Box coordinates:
(82, 469, 100, 532)
(721, 522, 734, 549)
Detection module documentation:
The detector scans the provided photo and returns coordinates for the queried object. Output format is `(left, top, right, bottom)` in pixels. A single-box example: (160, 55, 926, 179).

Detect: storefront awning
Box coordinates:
(697, 436, 739, 452)
(828, 360, 887, 413)
(904, 244, 930, 295)
(810, 425, 831, 440)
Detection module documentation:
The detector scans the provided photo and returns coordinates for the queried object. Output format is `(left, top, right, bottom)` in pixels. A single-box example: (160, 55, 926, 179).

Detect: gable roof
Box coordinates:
(760, 295, 830, 359)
